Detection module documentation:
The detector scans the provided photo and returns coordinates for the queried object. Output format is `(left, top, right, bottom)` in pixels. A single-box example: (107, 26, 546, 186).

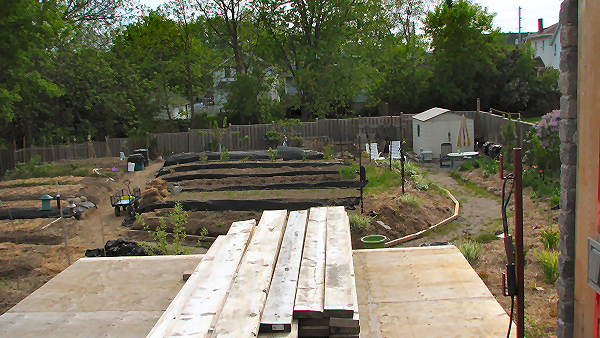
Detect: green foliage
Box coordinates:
(539, 228, 560, 250)
(239, 135, 250, 142)
(398, 194, 421, 206)
(264, 130, 285, 145)
(457, 240, 482, 266)
(268, 147, 277, 162)
(338, 166, 356, 179)
(6, 156, 91, 179)
(199, 153, 208, 163)
(349, 214, 371, 232)
(501, 121, 517, 165)
(475, 232, 498, 244)
(220, 148, 230, 161)
(138, 202, 191, 255)
(200, 117, 229, 152)
(524, 110, 561, 173)
(323, 145, 335, 160)
(535, 250, 559, 284)
(411, 175, 430, 191)
(522, 168, 559, 200)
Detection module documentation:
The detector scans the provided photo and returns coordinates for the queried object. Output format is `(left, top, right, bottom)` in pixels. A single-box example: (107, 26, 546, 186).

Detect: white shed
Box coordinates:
(412, 107, 474, 158)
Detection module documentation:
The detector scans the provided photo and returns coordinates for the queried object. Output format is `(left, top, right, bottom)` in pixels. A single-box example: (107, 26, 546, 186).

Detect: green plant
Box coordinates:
(349, 214, 371, 232)
(138, 202, 191, 255)
(539, 228, 560, 250)
(269, 147, 277, 162)
(239, 135, 250, 142)
(457, 240, 482, 266)
(264, 130, 285, 144)
(524, 110, 561, 174)
(338, 166, 356, 179)
(398, 193, 421, 206)
(199, 117, 229, 152)
(241, 156, 250, 162)
(399, 160, 421, 176)
(535, 249, 559, 284)
(411, 175, 430, 191)
(474, 232, 498, 244)
(302, 154, 307, 161)
(323, 145, 334, 160)
(199, 153, 208, 163)
(220, 148, 230, 161)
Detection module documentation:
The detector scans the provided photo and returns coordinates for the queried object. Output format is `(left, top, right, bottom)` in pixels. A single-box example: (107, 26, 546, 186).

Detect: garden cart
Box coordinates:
(110, 180, 141, 217)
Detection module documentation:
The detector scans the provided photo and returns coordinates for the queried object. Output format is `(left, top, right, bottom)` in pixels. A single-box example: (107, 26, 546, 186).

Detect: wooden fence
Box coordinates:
(0, 112, 534, 176)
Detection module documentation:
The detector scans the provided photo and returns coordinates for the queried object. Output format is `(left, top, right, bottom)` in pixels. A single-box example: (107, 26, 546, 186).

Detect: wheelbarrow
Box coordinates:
(110, 180, 141, 217)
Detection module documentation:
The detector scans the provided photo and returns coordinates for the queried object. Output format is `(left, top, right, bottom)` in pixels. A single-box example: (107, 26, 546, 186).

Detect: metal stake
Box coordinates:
(513, 148, 524, 338)
(56, 182, 71, 265)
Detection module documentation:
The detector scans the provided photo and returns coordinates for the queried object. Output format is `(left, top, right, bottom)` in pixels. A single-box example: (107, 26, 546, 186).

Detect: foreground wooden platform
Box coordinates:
(353, 246, 515, 338)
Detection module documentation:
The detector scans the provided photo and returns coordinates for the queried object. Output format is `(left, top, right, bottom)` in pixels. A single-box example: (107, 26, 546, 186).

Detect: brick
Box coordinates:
(558, 254, 575, 278)
(558, 300, 575, 324)
(558, 226, 576, 258)
(560, 0, 578, 26)
(560, 142, 577, 165)
(560, 24, 578, 49)
(560, 186, 576, 210)
(560, 47, 578, 73)
(560, 95, 577, 119)
(556, 277, 575, 301)
(560, 119, 577, 143)
(556, 317, 574, 338)
(559, 71, 578, 95)
(560, 164, 577, 188)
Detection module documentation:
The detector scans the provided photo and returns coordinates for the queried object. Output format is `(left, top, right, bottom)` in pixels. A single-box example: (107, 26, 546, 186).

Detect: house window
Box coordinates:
(554, 44, 557, 56)
(542, 40, 545, 52)
(417, 125, 420, 137)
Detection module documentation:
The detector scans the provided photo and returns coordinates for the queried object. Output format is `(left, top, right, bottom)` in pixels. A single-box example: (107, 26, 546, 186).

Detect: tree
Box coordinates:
(424, 0, 504, 110)
(257, 0, 384, 121)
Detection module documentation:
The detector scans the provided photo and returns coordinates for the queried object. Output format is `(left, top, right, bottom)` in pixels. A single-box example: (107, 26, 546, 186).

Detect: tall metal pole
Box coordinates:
(518, 7, 522, 45)
(513, 148, 524, 338)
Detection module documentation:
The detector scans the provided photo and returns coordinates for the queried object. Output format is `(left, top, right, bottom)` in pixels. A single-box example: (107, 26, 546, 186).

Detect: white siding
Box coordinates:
(413, 112, 474, 158)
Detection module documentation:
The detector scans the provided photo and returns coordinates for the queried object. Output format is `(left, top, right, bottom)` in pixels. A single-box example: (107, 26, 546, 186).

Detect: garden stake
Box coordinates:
(56, 182, 71, 265)
(400, 141, 405, 194)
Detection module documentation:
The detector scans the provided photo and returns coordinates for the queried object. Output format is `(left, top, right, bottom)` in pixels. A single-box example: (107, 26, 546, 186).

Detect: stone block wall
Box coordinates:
(557, 0, 578, 337)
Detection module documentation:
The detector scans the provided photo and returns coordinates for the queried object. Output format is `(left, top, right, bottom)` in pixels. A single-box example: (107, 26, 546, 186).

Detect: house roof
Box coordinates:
(524, 23, 559, 41)
(412, 107, 450, 122)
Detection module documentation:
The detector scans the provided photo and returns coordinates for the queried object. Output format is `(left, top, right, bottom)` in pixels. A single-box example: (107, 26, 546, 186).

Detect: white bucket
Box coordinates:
(127, 162, 135, 172)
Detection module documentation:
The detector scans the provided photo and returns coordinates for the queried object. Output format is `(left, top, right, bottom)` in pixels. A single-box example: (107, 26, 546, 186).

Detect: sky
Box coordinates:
(138, 0, 562, 33)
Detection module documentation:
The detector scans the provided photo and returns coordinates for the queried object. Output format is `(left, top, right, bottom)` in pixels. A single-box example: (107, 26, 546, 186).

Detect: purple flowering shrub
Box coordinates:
(524, 110, 560, 173)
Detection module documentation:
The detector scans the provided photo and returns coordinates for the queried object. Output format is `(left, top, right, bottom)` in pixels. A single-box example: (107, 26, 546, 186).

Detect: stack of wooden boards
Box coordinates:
(146, 206, 359, 338)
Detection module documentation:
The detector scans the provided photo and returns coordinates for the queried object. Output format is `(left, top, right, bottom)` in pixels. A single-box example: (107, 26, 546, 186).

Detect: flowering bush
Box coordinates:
(524, 110, 560, 173)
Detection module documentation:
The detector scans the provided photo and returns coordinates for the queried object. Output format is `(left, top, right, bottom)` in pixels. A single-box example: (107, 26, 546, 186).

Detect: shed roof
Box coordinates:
(412, 107, 451, 122)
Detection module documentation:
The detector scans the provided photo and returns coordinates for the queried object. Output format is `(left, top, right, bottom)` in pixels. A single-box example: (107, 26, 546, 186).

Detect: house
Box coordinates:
(523, 19, 561, 70)
(412, 107, 474, 159)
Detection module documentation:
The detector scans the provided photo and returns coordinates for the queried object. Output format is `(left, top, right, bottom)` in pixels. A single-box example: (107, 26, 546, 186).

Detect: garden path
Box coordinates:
(398, 166, 503, 247)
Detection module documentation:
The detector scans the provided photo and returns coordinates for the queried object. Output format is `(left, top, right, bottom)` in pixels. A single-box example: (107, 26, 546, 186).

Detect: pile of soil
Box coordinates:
(139, 178, 169, 207)
(348, 185, 454, 249)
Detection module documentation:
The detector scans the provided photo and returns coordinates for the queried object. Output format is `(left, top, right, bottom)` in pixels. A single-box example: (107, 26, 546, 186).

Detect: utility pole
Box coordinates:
(518, 7, 522, 45)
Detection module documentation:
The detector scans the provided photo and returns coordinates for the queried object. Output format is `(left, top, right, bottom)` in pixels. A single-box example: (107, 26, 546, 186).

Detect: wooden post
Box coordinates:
(13, 139, 17, 166)
(50, 138, 55, 162)
(55, 182, 71, 265)
(513, 148, 524, 338)
(105, 136, 111, 158)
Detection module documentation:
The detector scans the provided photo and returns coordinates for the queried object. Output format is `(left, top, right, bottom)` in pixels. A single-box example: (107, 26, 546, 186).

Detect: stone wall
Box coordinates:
(556, 0, 578, 337)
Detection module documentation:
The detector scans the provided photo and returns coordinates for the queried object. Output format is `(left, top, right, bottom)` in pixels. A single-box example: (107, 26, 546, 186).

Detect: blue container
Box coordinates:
(40, 194, 54, 211)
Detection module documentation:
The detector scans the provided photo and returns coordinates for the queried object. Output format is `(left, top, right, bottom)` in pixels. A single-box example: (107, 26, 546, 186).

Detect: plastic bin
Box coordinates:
(127, 154, 145, 171)
(360, 235, 388, 249)
(127, 162, 135, 172)
(133, 149, 149, 166)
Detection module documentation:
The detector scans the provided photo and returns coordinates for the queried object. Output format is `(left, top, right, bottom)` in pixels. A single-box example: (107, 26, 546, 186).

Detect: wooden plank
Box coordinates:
(260, 210, 308, 332)
(146, 236, 226, 338)
(293, 207, 327, 318)
(298, 325, 329, 337)
(257, 319, 298, 338)
(150, 219, 256, 338)
(211, 210, 288, 338)
(330, 312, 360, 334)
(324, 207, 358, 318)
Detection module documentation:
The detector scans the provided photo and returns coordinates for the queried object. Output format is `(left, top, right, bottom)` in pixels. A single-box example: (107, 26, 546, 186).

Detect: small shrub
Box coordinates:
(220, 148, 230, 161)
(138, 202, 191, 255)
(457, 240, 482, 266)
(411, 175, 430, 191)
(323, 145, 334, 160)
(339, 166, 356, 179)
(349, 214, 371, 232)
(241, 156, 250, 162)
(393, 160, 421, 176)
(269, 147, 277, 162)
(458, 160, 475, 172)
(302, 154, 307, 161)
(535, 249, 559, 284)
(398, 193, 421, 206)
(199, 153, 208, 163)
(239, 135, 250, 142)
(474, 232, 497, 244)
(539, 228, 560, 250)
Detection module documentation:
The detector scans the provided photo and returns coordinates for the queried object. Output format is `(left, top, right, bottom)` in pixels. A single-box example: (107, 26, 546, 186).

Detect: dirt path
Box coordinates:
(74, 162, 164, 251)
(399, 168, 503, 247)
